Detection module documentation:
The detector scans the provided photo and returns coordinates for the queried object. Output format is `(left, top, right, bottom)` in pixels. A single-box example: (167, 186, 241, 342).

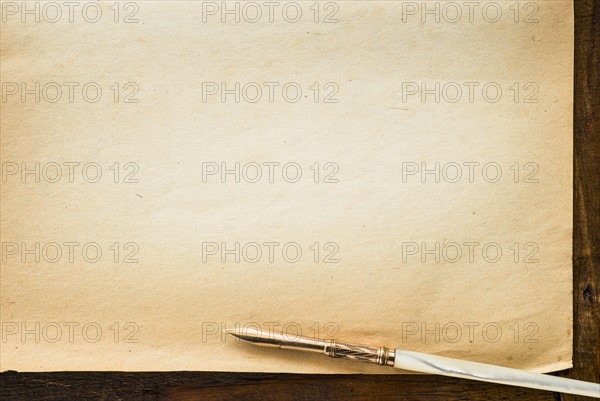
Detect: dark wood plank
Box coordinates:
(1, 1, 598, 400)
(0, 371, 560, 401)
(559, 0, 600, 400)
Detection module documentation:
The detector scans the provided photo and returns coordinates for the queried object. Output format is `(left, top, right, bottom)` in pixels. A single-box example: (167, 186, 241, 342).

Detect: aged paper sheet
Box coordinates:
(1, 1, 573, 373)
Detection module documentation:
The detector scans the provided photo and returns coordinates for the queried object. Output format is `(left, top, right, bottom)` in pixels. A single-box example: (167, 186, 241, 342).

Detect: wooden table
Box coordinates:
(2, 1, 598, 399)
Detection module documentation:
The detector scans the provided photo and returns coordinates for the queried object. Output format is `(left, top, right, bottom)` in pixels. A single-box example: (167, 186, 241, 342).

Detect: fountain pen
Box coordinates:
(226, 328, 600, 398)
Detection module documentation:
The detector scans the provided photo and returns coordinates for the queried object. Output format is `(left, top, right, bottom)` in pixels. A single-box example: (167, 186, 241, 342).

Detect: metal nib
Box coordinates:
(225, 327, 395, 367)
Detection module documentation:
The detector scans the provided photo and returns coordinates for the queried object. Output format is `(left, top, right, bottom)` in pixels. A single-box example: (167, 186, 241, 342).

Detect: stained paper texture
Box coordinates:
(0, 1, 573, 373)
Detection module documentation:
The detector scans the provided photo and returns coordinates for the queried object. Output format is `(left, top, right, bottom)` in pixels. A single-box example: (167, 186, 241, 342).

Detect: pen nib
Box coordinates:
(224, 327, 329, 352)
(224, 328, 254, 342)
(224, 328, 281, 347)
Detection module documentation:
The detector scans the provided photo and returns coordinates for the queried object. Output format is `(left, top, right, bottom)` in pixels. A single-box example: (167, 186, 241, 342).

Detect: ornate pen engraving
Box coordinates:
(326, 341, 395, 366)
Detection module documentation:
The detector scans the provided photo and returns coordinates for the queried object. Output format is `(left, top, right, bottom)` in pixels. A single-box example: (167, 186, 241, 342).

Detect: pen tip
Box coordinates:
(224, 328, 254, 341)
(224, 328, 240, 336)
(223, 327, 275, 345)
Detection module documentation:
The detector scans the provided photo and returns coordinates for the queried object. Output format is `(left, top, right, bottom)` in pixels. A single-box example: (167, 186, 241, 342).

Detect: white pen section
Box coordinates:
(393, 350, 600, 398)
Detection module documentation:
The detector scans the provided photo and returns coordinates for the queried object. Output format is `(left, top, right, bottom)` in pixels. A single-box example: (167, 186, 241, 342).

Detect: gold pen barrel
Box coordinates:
(225, 328, 395, 366)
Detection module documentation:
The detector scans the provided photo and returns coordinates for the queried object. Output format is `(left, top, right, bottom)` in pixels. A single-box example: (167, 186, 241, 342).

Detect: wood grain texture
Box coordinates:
(560, 1, 600, 401)
(1, 1, 598, 400)
(0, 371, 562, 401)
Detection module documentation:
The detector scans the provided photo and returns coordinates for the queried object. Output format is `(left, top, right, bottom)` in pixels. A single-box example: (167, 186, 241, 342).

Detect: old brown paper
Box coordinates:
(1, 1, 573, 373)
